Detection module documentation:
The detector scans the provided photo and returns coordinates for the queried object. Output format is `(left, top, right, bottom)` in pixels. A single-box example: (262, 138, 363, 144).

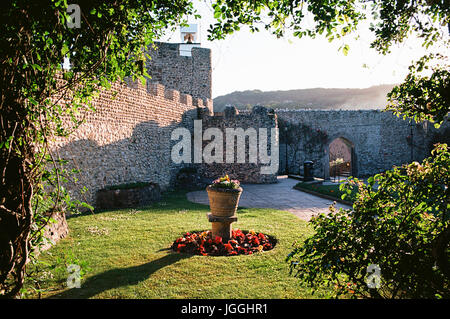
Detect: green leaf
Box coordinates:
(342, 44, 349, 56)
(32, 64, 43, 71)
(61, 43, 69, 56)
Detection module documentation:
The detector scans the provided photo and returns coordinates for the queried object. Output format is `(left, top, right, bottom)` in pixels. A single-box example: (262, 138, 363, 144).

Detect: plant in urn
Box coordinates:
(206, 175, 242, 241)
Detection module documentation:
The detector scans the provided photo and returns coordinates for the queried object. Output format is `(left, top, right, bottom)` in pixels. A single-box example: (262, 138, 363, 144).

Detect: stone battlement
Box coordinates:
(124, 79, 214, 114)
(145, 81, 213, 111)
(50, 75, 212, 206)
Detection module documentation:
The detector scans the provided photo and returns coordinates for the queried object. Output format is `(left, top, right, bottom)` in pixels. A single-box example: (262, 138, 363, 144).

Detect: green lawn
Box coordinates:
(294, 181, 357, 204)
(25, 190, 333, 299)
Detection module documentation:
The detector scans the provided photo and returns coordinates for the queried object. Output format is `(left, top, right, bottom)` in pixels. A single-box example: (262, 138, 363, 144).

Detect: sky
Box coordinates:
(160, 1, 449, 99)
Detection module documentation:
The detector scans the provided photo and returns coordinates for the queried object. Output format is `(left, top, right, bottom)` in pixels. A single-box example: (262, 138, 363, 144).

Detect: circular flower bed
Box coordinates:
(171, 229, 276, 256)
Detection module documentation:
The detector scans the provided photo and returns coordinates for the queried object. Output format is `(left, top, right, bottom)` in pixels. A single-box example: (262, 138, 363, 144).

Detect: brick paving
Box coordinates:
(186, 176, 352, 221)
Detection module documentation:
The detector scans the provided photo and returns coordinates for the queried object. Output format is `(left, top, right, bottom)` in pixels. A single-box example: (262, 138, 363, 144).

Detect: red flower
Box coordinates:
(214, 236, 223, 245)
(172, 229, 274, 256)
(237, 246, 247, 253)
(252, 237, 260, 245)
(233, 229, 243, 237)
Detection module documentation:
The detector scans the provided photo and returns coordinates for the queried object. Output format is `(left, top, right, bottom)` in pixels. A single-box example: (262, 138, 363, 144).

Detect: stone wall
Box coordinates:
(276, 109, 436, 178)
(146, 42, 212, 100)
(198, 106, 278, 184)
(50, 80, 212, 206)
(50, 82, 446, 209)
(39, 212, 69, 253)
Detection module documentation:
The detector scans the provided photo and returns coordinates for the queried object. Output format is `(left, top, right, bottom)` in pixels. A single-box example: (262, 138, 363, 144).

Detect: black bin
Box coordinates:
(303, 161, 314, 181)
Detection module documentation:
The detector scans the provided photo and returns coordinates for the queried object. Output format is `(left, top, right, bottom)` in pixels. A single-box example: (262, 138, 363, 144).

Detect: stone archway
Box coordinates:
(323, 136, 356, 181)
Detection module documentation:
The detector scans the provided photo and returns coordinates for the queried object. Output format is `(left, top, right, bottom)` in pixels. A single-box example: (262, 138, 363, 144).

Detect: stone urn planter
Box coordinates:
(206, 176, 243, 241)
(206, 185, 242, 217)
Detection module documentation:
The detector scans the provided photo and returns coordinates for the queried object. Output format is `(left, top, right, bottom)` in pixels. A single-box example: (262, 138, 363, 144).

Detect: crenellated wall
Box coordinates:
(198, 106, 279, 184)
(50, 79, 213, 206)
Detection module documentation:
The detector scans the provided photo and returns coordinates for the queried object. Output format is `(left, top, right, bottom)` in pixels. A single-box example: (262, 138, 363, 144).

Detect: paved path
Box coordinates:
(186, 176, 351, 221)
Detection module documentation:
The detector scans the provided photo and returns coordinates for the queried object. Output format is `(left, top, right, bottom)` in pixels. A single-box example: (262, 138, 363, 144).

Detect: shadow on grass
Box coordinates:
(47, 253, 191, 299)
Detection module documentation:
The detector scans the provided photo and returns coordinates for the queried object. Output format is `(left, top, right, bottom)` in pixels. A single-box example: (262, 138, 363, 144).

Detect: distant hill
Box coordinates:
(213, 84, 397, 112)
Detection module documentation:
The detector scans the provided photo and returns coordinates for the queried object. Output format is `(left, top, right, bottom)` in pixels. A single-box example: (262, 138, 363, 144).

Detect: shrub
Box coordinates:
(287, 144, 449, 298)
(105, 182, 154, 191)
(177, 167, 198, 175)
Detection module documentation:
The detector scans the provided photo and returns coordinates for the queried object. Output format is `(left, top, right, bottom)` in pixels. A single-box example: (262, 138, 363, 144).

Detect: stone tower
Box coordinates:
(146, 41, 212, 101)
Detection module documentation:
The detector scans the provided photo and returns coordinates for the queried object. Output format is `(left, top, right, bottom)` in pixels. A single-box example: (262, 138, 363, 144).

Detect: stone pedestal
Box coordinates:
(207, 213, 238, 241)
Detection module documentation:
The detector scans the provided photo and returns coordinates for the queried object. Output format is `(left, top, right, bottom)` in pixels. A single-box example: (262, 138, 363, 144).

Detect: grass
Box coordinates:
(24, 190, 333, 299)
(294, 181, 357, 204)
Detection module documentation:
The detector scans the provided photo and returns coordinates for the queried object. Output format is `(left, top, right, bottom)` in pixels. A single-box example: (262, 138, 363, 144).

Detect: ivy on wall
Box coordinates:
(278, 118, 328, 175)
